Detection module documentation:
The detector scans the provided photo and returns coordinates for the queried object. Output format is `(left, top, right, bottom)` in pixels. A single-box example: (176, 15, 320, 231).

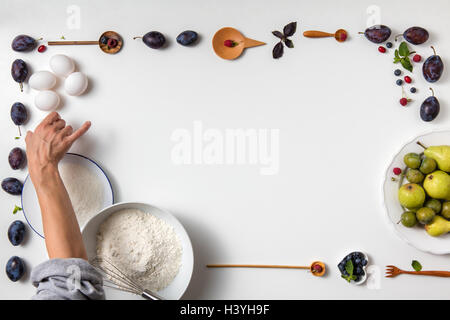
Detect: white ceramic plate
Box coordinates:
(383, 130, 450, 255)
(21, 153, 114, 238)
(81, 202, 194, 300)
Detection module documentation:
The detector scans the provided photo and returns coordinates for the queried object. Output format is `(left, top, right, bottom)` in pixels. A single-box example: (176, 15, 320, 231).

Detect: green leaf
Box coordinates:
(401, 57, 413, 72)
(394, 49, 400, 59)
(345, 260, 354, 275)
(393, 57, 401, 63)
(412, 260, 422, 271)
(13, 205, 22, 214)
(398, 42, 409, 57)
(14, 137, 20, 140)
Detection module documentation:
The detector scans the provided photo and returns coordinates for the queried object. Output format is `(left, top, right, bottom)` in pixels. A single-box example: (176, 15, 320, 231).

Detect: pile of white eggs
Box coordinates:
(28, 54, 88, 111)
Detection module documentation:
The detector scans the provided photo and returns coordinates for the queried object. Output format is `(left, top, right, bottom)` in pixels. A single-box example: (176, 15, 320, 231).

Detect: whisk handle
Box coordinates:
(142, 289, 164, 300)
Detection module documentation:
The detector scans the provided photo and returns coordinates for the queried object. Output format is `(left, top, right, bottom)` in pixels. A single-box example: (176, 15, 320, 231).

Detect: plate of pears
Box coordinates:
(383, 130, 450, 255)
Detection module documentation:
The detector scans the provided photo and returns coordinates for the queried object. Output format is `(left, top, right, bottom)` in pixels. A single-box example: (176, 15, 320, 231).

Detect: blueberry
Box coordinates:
(8, 221, 26, 246)
(361, 259, 368, 266)
(5, 256, 25, 282)
(396, 79, 403, 86)
(386, 42, 393, 48)
(355, 258, 361, 265)
(1, 178, 23, 195)
(345, 255, 352, 261)
(394, 69, 402, 76)
(100, 36, 109, 45)
(338, 262, 345, 273)
(354, 275, 361, 282)
(176, 30, 198, 46)
(410, 87, 417, 93)
(355, 266, 364, 275)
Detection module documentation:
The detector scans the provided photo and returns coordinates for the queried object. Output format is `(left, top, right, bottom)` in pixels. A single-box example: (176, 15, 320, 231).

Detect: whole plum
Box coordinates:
(8, 221, 26, 246)
(12, 35, 37, 52)
(1, 178, 23, 195)
(8, 148, 25, 170)
(361, 25, 391, 43)
(11, 59, 28, 92)
(5, 256, 26, 282)
(423, 46, 444, 83)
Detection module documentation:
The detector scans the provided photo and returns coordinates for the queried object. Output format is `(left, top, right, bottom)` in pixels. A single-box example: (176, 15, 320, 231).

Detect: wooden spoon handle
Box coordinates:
(243, 38, 266, 48)
(303, 31, 334, 38)
(207, 264, 309, 269)
(403, 270, 450, 277)
(48, 41, 99, 45)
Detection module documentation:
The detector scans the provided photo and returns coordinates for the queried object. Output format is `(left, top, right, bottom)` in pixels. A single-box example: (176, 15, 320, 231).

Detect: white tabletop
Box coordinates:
(1, 0, 449, 299)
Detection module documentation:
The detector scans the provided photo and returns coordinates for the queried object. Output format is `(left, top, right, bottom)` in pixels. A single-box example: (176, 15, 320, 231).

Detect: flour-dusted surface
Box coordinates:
(95, 209, 183, 292)
(59, 162, 104, 227)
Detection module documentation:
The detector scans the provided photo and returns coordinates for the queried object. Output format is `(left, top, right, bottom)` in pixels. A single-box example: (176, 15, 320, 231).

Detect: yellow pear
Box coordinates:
(423, 171, 450, 200)
(423, 145, 450, 172)
(425, 216, 450, 237)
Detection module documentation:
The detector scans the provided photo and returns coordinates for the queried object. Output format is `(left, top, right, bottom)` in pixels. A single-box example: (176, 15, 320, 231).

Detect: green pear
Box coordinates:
(398, 183, 426, 209)
(423, 170, 450, 200)
(425, 215, 450, 237)
(424, 145, 450, 172)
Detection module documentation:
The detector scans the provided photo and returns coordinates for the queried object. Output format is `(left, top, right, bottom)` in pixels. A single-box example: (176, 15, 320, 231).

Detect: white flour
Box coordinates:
(59, 162, 104, 227)
(95, 208, 182, 292)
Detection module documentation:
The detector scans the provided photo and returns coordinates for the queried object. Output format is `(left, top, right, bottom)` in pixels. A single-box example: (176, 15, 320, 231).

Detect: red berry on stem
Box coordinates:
(378, 46, 386, 53)
(224, 40, 235, 47)
(400, 98, 408, 106)
(404, 76, 412, 83)
(37, 45, 46, 53)
(413, 54, 421, 62)
(393, 167, 402, 175)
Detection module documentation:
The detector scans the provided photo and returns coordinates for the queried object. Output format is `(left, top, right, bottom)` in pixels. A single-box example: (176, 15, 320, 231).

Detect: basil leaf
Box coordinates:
(412, 260, 422, 272)
(283, 22, 297, 37)
(272, 41, 284, 59)
(272, 31, 284, 39)
(345, 260, 354, 275)
(393, 57, 401, 63)
(399, 42, 409, 57)
(13, 205, 22, 214)
(394, 49, 400, 59)
(284, 39, 294, 48)
(401, 57, 413, 72)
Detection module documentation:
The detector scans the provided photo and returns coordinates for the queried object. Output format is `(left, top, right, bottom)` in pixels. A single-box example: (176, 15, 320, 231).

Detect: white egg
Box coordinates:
(29, 71, 56, 91)
(65, 72, 88, 96)
(35, 91, 60, 111)
(50, 54, 75, 77)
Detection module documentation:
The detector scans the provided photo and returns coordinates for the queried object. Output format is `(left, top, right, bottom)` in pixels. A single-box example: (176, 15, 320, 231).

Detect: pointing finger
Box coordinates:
(65, 121, 91, 144)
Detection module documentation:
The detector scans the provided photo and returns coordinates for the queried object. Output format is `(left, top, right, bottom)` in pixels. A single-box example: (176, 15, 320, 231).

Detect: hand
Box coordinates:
(25, 112, 91, 188)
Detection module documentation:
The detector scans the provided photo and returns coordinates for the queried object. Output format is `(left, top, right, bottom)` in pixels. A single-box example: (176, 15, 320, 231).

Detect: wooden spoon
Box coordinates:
(48, 31, 123, 54)
(303, 29, 348, 42)
(212, 27, 265, 60)
(207, 261, 326, 277)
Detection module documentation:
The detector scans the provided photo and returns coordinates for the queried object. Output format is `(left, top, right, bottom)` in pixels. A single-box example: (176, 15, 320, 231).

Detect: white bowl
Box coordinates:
(81, 202, 194, 300)
(382, 130, 450, 255)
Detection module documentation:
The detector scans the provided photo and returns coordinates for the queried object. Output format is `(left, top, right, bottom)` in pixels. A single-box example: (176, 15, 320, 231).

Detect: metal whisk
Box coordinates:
(90, 257, 164, 300)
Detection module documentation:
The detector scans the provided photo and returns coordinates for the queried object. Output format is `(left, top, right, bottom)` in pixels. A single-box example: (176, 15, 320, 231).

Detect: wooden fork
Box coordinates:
(386, 265, 450, 278)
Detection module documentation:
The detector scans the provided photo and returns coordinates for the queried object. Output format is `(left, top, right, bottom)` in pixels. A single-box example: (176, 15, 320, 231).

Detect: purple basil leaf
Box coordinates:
(272, 41, 284, 59)
(284, 38, 294, 48)
(283, 22, 297, 37)
(272, 31, 284, 39)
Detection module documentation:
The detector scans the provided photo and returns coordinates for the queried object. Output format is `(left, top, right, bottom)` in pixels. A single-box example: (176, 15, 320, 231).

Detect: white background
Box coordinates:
(1, 0, 449, 299)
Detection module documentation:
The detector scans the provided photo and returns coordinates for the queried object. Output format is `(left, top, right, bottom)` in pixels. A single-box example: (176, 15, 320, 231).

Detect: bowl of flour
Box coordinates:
(81, 202, 194, 300)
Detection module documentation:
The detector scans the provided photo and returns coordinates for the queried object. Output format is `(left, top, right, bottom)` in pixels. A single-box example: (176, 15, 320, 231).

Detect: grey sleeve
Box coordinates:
(31, 258, 105, 300)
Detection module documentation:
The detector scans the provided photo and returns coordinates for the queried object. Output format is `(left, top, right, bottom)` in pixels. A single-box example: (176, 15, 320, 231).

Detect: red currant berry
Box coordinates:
(413, 54, 421, 62)
(107, 38, 118, 48)
(378, 46, 386, 53)
(400, 98, 408, 106)
(393, 167, 402, 175)
(224, 40, 235, 47)
(37, 45, 46, 53)
(404, 76, 412, 83)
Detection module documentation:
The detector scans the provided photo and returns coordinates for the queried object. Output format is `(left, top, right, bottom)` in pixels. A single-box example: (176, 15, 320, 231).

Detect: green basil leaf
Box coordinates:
(345, 260, 354, 275)
(393, 57, 401, 63)
(399, 42, 409, 57)
(394, 49, 400, 59)
(13, 205, 22, 214)
(412, 260, 422, 272)
(401, 57, 413, 72)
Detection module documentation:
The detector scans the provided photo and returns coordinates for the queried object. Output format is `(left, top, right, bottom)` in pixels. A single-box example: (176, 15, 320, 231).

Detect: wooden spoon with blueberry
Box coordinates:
(48, 31, 123, 54)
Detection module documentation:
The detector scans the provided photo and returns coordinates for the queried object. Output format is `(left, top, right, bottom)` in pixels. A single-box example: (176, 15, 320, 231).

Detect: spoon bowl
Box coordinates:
(212, 27, 265, 60)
